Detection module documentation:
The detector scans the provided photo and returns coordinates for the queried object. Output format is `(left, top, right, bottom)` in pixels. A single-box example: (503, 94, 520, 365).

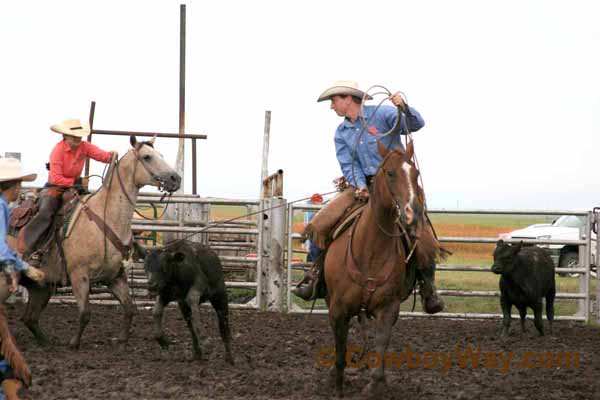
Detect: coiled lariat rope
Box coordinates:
(352, 84, 431, 218)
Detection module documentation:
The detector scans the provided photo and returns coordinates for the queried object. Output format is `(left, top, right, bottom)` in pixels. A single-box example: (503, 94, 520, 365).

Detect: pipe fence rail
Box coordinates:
(286, 204, 597, 323)
(17, 186, 598, 323)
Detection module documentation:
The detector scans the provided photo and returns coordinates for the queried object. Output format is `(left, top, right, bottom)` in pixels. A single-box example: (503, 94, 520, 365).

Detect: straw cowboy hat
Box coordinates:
(0, 158, 37, 183)
(317, 80, 373, 102)
(50, 118, 91, 138)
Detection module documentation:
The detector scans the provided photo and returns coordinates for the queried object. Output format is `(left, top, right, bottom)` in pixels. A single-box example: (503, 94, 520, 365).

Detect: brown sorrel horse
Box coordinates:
(324, 139, 441, 397)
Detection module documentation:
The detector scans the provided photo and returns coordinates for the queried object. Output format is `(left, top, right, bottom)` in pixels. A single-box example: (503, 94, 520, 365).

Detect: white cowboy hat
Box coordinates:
(50, 118, 91, 138)
(317, 80, 373, 102)
(0, 158, 37, 183)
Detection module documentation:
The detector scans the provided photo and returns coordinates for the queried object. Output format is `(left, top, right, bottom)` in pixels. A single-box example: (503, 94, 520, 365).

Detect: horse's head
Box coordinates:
(128, 135, 181, 192)
(373, 140, 424, 232)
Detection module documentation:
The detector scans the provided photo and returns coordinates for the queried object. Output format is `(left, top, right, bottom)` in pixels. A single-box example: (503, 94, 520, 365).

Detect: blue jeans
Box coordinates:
(306, 241, 322, 262)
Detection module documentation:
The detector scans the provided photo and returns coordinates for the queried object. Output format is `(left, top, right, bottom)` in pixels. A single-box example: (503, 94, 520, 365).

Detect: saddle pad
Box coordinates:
(331, 204, 366, 242)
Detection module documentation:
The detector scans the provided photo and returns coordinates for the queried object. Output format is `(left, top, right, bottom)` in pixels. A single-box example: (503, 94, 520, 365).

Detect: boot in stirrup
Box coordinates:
(291, 269, 318, 301)
(27, 251, 42, 267)
(417, 264, 444, 314)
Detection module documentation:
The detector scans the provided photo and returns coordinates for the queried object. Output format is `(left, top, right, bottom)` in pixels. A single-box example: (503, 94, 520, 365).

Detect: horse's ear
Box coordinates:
(513, 240, 523, 254)
(130, 135, 137, 147)
(405, 140, 414, 160)
(377, 140, 389, 157)
(149, 134, 156, 145)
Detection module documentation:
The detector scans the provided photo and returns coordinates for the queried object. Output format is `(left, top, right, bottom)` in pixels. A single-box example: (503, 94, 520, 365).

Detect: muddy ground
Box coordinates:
(4, 302, 599, 399)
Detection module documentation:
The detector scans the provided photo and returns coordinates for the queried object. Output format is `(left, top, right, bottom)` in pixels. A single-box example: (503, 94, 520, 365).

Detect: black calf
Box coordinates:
(133, 240, 234, 364)
(492, 240, 556, 336)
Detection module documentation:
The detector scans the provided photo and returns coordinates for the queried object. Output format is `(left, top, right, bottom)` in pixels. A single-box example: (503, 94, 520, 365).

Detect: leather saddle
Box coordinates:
(9, 188, 81, 258)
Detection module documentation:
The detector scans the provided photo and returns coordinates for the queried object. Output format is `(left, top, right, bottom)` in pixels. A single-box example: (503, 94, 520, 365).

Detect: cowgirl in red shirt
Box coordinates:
(23, 119, 117, 263)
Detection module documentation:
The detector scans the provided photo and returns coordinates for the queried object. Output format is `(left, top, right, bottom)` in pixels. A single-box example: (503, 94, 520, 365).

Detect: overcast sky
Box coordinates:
(1, 0, 599, 211)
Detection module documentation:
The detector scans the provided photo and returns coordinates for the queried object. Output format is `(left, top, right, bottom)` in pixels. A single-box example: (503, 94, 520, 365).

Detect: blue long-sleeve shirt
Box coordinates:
(334, 105, 425, 189)
(0, 195, 27, 271)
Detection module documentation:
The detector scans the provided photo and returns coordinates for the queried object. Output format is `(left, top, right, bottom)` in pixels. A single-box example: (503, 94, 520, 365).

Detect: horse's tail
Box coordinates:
(0, 305, 32, 387)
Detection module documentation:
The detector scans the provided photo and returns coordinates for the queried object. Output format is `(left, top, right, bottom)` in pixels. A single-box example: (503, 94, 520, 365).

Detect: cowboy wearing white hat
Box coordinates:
(316, 80, 374, 103)
(293, 81, 444, 314)
(0, 158, 45, 296)
(0, 158, 37, 184)
(20, 119, 117, 265)
(50, 118, 91, 138)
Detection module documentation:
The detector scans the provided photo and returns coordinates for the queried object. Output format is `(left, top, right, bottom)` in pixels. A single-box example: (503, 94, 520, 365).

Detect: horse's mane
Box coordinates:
(0, 305, 32, 386)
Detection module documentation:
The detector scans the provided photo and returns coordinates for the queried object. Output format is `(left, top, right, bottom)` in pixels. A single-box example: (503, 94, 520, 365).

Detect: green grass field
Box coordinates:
(427, 213, 555, 228)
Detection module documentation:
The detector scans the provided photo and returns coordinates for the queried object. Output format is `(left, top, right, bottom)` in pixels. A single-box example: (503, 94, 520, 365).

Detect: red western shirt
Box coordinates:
(49, 140, 112, 186)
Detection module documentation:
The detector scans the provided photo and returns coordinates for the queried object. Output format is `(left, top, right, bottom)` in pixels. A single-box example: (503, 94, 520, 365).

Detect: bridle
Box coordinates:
(115, 144, 174, 220)
(370, 149, 420, 262)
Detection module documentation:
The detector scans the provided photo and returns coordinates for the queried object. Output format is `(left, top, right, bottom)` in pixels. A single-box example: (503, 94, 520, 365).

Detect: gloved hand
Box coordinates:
(2, 263, 18, 293)
(390, 92, 408, 113)
(23, 264, 45, 285)
(355, 187, 369, 201)
(333, 176, 349, 192)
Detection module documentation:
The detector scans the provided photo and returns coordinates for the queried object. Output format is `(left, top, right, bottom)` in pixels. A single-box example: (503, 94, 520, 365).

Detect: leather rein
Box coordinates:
(78, 145, 171, 258)
(115, 147, 173, 220)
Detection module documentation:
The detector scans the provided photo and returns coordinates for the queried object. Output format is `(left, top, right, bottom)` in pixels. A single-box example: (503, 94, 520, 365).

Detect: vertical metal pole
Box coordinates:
(175, 4, 186, 188)
(261, 111, 271, 188)
(172, 4, 187, 240)
(267, 197, 286, 312)
(84, 101, 96, 177)
(596, 211, 600, 323)
(257, 198, 270, 311)
(286, 204, 294, 312)
(192, 138, 197, 195)
(581, 212, 591, 322)
(256, 110, 271, 310)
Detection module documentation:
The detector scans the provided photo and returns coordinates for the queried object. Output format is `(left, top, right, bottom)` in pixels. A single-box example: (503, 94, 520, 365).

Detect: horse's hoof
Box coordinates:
(68, 339, 81, 350)
(34, 334, 50, 347)
(327, 366, 337, 386)
(156, 336, 169, 349)
(118, 332, 130, 344)
(362, 381, 383, 399)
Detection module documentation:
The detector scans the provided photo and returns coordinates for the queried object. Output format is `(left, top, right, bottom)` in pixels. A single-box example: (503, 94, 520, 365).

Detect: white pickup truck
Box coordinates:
(499, 215, 597, 277)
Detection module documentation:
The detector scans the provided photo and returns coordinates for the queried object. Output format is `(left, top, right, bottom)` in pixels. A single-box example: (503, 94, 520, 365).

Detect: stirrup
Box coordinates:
(418, 279, 444, 314)
(291, 283, 316, 301)
(28, 252, 42, 267)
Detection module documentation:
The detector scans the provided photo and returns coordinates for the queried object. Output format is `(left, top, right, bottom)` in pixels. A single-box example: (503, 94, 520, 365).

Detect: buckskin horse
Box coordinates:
(3, 135, 181, 349)
(324, 140, 443, 397)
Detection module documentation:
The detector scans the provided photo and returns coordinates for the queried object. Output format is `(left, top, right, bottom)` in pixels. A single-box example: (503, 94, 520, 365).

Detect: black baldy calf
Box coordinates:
(133, 240, 233, 364)
(492, 240, 556, 336)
